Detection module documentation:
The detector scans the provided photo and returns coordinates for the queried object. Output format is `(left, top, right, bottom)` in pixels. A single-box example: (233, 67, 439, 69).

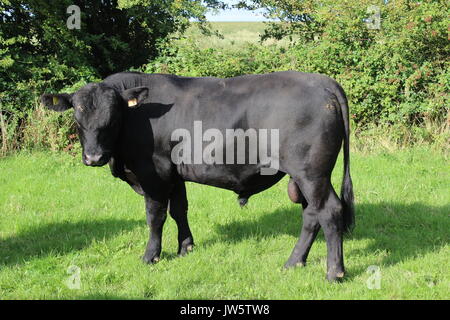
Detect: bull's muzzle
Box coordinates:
(83, 153, 109, 166)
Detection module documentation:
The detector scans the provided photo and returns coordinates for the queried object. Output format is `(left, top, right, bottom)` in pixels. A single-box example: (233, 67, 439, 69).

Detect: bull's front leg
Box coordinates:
(142, 194, 168, 264)
(169, 181, 194, 256)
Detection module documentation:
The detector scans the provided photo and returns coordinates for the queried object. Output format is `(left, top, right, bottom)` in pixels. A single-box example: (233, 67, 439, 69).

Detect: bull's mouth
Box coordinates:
(86, 160, 109, 167)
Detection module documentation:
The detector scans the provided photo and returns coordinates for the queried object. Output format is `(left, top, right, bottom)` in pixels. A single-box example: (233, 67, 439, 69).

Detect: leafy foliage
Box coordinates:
(149, 0, 449, 128)
(0, 0, 218, 153)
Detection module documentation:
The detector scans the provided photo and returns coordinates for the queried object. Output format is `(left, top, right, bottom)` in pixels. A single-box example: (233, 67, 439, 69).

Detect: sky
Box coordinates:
(204, 0, 271, 22)
(205, 0, 391, 22)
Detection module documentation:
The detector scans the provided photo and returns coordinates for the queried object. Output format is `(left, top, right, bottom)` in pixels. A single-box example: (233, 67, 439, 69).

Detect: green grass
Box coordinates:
(0, 148, 449, 300)
(185, 22, 291, 49)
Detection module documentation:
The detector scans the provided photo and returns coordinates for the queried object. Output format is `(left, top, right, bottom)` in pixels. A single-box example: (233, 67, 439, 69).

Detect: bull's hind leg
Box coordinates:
(169, 181, 194, 256)
(285, 178, 319, 267)
(285, 177, 345, 282)
(284, 205, 320, 268)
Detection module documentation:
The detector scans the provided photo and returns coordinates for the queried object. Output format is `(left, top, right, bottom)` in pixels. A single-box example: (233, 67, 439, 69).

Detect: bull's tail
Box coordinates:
(334, 86, 355, 234)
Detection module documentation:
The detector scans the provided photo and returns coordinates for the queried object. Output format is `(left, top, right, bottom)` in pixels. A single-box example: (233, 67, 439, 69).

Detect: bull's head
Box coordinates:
(41, 83, 148, 166)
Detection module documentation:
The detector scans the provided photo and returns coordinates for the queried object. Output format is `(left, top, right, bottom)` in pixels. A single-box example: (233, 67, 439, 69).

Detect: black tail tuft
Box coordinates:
(341, 167, 355, 233)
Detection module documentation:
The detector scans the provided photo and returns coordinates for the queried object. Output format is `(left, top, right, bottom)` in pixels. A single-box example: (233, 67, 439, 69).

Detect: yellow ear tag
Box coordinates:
(128, 98, 138, 107)
(52, 96, 59, 105)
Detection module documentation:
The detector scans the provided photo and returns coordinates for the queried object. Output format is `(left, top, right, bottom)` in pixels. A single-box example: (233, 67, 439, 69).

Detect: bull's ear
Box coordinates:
(40, 93, 73, 112)
(121, 86, 149, 108)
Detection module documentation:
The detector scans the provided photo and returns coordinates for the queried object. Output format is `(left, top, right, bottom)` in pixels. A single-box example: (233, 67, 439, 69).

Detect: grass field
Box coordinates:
(0, 148, 448, 299)
(185, 22, 291, 48)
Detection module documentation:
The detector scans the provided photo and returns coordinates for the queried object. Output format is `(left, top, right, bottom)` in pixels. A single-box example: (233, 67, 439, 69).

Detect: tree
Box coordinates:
(0, 0, 221, 106)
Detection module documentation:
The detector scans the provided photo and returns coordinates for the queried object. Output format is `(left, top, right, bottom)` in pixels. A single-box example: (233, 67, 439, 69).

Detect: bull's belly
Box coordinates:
(177, 163, 285, 198)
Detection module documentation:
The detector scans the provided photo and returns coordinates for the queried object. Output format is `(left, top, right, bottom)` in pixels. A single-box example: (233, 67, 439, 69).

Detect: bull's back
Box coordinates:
(168, 71, 340, 131)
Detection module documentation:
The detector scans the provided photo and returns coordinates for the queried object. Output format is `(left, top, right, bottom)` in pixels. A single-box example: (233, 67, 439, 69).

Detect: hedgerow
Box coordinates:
(0, 0, 448, 154)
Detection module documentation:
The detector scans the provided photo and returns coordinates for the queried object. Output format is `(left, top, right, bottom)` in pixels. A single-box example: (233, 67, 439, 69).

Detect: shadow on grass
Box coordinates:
(205, 202, 450, 272)
(2, 201, 448, 279)
(0, 219, 142, 266)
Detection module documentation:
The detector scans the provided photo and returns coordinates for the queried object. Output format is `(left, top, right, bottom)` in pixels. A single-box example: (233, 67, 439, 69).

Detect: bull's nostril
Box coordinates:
(84, 154, 102, 166)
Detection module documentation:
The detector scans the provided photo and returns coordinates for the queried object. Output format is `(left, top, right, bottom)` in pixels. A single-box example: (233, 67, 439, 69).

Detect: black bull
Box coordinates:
(41, 71, 354, 281)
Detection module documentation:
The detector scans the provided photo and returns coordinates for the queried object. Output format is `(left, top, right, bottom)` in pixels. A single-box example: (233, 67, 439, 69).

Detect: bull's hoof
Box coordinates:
(326, 271, 345, 282)
(178, 243, 194, 257)
(178, 237, 194, 256)
(283, 260, 306, 269)
(238, 197, 248, 207)
(142, 252, 161, 264)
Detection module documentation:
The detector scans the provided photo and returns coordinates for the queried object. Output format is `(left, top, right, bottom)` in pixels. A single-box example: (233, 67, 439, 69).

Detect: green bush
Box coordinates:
(146, 0, 449, 132)
(246, 0, 449, 127)
(146, 39, 291, 77)
(0, 0, 215, 155)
